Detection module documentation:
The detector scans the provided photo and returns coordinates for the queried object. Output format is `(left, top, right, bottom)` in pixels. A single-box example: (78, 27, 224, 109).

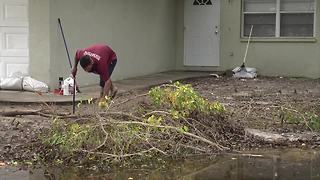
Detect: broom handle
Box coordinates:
(243, 25, 253, 64)
(58, 18, 76, 114)
(58, 18, 72, 68)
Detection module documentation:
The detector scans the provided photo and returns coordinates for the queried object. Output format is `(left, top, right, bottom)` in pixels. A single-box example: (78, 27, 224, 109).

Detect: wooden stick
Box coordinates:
(0, 109, 41, 117)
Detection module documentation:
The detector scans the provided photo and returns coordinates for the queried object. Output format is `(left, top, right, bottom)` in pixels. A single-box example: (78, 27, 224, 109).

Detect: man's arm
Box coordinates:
(71, 56, 81, 92)
(71, 56, 79, 77)
(101, 79, 112, 98)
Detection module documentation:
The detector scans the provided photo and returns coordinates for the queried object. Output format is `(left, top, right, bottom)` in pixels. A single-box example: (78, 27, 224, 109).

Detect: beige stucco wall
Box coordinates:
(30, 0, 177, 88)
(176, 0, 320, 78)
(29, 0, 51, 84)
(30, 0, 320, 89)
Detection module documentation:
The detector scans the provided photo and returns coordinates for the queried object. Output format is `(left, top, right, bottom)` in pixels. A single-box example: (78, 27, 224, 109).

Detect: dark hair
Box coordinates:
(80, 55, 91, 69)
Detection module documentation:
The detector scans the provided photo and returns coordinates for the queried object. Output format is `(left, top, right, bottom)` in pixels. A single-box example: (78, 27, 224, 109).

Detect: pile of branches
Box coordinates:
(1, 82, 246, 166)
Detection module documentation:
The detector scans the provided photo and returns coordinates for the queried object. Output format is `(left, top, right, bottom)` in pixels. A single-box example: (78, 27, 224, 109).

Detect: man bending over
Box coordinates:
(71, 43, 118, 99)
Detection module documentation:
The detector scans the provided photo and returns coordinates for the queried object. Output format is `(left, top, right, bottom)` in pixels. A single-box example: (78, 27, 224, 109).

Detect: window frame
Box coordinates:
(241, 0, 317, 38)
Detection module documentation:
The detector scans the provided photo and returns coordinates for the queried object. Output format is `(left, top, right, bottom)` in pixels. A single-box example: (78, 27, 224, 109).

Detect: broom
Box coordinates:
(58, 18, 76, 114)
(239, 25, 253, 72)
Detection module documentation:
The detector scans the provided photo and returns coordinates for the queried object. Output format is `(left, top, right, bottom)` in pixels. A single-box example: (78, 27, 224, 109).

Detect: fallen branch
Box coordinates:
(113, 93, 148, 107)
(81, 147, 160, 158)
(0, 109, 80, 119)
(99, 111, 229, 151)
(101, 117, 228, 151)
(90, 114, 109, 151)
(143, 110, 171, 117)
(100, 111, 141, 121)
(179, 143, 207, 153)
(0, 109, 42, 117)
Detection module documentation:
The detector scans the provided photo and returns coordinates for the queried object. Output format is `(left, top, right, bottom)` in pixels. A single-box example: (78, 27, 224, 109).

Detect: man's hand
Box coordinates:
(70, 70, 81, 93)
(98, 96, 111, 109)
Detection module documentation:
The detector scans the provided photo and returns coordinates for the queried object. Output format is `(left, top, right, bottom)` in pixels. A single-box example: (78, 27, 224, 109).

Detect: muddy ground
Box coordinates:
(1, 76, 320, 163)
(188, 77, 320, 131)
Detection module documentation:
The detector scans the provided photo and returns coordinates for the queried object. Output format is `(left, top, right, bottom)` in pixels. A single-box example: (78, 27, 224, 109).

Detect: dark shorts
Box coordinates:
(100, 59, 117, 87)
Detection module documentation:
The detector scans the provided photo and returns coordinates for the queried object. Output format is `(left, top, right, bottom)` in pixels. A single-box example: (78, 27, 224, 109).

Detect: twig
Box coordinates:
(281, 106, 314, 132)
(73, 117, 92, 122)
(100, 111, 141, 121)
(240, 153, 264, 158)
(150, 146, 167, 155)
(113, 93, 148, 107)
(96, 114, 108, 135)
(143, 110, 171, 117)
(34, 92, 57, 113)
(37, 112, 55, 118)
(0, 108, 83, 120)
(181, 117, 207, 139)
(0, 109, 42, 117)
(90, 102, 114, 151)
(245, 98, 254, 118)
(179, 143, 207, 153)
(81, 147, 158, 158)
(143, 135, 168, 155)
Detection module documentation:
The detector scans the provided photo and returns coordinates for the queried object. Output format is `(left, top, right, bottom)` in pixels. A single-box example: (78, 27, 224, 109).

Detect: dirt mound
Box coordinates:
(188, 112, 245, 149)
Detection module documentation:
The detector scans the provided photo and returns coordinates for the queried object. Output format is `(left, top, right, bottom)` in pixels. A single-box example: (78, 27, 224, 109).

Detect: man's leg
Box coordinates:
(109, 80, 114, 93)
(101, 79, 112, 98)
(109, 80, 117, 98)
(100, 77, 117, 99)
(108, 60, 118, 98)
(100, 78, 105, 97)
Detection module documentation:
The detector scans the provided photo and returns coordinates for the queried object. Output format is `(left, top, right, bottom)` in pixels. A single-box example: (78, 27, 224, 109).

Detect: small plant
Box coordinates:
(149, 82, 225, 117)
(280, 109, 301, 125)
(306, 112, 320, 131)
(280, 107, 320, 132)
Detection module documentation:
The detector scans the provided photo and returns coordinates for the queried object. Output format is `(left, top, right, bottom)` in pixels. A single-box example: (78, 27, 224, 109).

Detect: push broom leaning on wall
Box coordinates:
(58, 18, 76, 114)
(233, 25, 257, 78)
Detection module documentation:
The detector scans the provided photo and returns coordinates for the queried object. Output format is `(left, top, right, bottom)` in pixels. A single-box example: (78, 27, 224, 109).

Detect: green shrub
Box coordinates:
(149, 82, 225, 117)
(43, 118, 101, 154)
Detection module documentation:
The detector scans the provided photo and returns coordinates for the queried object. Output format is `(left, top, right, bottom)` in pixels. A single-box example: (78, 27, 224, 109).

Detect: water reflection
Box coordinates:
(1, 149, 319, 180)
(187, 150, 320, 180)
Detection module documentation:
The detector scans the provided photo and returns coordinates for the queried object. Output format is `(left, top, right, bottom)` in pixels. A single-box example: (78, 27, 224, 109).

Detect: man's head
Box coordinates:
(80, 55, 94, 72)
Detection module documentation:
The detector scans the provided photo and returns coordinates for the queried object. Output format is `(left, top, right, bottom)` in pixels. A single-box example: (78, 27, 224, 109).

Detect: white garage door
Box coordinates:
(0, 0, 28, 78)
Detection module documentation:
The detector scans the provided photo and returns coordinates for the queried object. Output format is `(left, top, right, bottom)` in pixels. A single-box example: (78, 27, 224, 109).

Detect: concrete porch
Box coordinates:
(0, 71, 214, 103)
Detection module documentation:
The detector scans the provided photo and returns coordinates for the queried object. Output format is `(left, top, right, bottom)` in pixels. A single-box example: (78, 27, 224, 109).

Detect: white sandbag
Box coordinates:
(62, 77, 75, 95)
(22, 77, 49, 93)
(0, 77, 23, 90)
(233, 70, 257, 79)
(232, 67, 257, 74)
(233, 67, 257, 79)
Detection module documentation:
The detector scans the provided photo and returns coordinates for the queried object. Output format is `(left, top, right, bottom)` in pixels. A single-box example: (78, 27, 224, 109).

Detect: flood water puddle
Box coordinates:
(1, 149, 320, 180)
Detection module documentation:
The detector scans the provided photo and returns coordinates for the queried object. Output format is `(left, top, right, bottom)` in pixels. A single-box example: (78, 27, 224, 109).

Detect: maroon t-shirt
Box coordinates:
(76, 44, 117, 81)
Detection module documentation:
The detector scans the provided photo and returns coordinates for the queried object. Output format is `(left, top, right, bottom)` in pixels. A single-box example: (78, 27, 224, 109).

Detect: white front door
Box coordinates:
(0, 0, 28, 78)
(184, 0, 220, 66)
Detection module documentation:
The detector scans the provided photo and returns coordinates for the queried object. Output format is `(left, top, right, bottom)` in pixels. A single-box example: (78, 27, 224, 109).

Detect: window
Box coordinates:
(193, 0, 212, 5)
(242, 0, 315, 37)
